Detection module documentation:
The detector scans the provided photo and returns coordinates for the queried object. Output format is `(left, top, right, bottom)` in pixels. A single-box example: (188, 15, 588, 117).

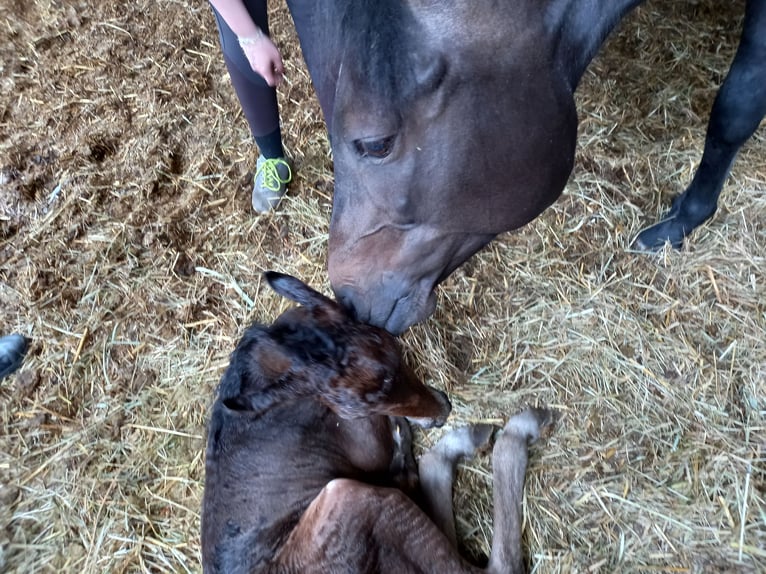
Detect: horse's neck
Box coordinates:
(546, 0, 644, 89)
(404, 0, 644, 90)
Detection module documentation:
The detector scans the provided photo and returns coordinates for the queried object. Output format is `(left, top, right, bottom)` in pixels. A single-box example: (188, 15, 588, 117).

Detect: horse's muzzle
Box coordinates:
(334, 283, 437, 335)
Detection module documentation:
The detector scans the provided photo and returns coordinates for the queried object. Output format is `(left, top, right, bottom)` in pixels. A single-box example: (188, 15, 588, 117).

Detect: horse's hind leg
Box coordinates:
(487, 408, 555, 574)
(418, 424, 496, 546)
(634, 0, 766, 250)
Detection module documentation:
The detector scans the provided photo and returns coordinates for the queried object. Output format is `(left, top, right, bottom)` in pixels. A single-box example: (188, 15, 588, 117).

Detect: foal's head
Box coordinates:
(252, 272, 451, 426)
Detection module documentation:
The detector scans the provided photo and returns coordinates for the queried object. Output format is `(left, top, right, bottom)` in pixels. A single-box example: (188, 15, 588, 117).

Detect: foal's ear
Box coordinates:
(264, 272, 336, 310)
(252, 339, 293, 380)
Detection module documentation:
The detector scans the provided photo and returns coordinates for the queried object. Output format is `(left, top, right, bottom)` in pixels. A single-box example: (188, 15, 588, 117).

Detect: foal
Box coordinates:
(201, 272, 553, 573)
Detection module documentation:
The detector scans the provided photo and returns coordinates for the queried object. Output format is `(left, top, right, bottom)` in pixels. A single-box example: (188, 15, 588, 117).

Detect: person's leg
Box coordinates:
(222, 52, 282, 145)
(210, 1, 292, 211)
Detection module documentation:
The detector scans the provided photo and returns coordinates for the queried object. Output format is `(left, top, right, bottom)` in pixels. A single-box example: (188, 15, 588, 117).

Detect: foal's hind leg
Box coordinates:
(418, 424, 496, 546)
(277, 478, 477, 574)
(634, 0, 766, 250)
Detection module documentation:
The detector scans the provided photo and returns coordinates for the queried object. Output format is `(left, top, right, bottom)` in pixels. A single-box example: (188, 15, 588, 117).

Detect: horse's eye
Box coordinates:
(353, 136, 396, 159)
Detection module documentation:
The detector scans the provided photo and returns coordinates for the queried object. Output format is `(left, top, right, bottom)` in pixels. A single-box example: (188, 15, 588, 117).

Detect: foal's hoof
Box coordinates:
(503, 407, 558, 443)
(0, 334, 29, 380)
(430, 423, 498, 463)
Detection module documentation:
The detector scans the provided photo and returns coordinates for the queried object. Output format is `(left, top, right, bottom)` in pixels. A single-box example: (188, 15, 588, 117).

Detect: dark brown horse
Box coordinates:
(286, 0, 766, 334)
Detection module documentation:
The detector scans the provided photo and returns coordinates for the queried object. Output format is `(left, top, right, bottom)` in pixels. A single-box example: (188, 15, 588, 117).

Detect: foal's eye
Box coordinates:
(353, 136, 396, 159)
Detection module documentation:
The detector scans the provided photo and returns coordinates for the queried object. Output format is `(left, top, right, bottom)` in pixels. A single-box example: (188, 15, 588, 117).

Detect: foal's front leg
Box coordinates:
(388, 416, 419, 494)
(487, 408, 555, 574)
(418, 424, 496, 546)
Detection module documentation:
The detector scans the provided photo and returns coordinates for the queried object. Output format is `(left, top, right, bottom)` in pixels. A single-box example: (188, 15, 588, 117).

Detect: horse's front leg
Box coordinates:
(634, 0, 766, 250)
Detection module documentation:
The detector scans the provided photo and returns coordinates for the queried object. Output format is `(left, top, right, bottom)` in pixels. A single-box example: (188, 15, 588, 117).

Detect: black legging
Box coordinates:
(210, 1, 281, 144)
(211, 1, 333, 150)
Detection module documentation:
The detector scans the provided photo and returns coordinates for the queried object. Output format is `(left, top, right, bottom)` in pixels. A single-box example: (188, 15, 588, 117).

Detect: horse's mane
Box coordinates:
(321, 0, 422, 109)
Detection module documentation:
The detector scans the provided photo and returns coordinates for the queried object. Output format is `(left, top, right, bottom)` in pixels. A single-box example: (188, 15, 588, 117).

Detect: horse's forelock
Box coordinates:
(323, 0, 422, 109)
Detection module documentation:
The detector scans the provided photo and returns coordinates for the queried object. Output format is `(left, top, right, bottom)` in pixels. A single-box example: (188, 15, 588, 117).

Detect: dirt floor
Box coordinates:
(1, 0, 764, 572)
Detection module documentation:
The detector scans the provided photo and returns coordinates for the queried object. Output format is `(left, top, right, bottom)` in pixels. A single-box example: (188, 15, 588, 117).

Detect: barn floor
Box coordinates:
(1, 1, 764, 572)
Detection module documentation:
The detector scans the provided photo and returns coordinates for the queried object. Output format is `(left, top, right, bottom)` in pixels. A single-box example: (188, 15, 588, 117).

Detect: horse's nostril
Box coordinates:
(333, 284, 397, 328)
(334, 287, 361, 319)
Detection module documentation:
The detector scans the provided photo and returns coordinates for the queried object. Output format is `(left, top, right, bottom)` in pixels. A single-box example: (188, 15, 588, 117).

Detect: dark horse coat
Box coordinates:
(201, 272, 554, 573)
(286, 0, 765, 334)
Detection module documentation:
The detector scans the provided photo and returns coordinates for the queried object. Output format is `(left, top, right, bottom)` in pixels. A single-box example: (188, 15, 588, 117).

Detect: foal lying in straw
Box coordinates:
(202, 272, 554, 573)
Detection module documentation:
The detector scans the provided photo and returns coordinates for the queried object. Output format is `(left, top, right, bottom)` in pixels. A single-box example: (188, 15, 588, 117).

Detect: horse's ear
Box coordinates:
(264, 271, 338, 310)
(414, 53, 447, 95)
(412, 52, 449, 119)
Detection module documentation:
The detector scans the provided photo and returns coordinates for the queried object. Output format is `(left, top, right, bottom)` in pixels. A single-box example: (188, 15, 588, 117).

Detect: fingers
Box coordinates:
(256, 57, 284, 87)
(266, 60, 284, 87)
(241, 38, 285, 87)
(269, 49, 285, 86)
(261, 68, 280, 87)
(258, 52, 284, 87)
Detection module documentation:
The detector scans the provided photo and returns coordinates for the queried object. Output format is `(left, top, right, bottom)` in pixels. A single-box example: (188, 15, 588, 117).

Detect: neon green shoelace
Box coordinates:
(256, 159, 292, 192)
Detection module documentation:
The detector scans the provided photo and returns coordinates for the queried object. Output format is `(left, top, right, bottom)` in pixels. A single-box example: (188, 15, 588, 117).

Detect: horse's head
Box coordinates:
(323, 1, 578, 334)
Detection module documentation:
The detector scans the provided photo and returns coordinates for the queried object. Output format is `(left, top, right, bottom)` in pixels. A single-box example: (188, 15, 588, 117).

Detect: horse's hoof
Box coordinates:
(632, 218, 686, 252)
(0, 334, 29, 380)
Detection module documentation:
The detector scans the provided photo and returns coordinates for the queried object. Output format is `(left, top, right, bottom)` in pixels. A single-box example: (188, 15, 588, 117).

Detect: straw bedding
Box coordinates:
(0, 0, 763, 572)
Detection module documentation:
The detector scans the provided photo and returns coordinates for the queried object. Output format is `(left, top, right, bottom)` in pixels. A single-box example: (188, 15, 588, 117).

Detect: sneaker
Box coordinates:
(252, 155, 292, 213)
(0, 334, 28, 380)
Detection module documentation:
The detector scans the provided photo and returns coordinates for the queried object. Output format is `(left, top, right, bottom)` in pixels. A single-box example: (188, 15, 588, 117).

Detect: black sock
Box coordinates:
(255, 128, 285, 159)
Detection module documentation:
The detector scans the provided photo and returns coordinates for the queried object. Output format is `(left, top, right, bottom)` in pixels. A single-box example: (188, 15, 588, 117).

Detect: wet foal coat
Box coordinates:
(201, 272, 553, 573)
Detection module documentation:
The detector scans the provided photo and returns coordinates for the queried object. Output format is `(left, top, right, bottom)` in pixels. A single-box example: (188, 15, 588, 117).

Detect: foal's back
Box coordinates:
(202, 395, 404, 573)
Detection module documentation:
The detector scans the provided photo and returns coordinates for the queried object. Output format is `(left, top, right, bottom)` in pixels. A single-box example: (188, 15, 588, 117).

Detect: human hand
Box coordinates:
(239, 33, 284, 87)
